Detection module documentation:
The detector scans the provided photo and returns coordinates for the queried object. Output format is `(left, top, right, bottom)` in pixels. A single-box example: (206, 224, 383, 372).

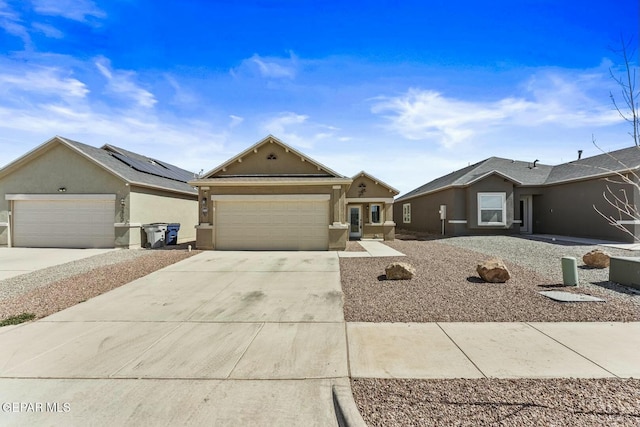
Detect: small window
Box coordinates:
(403, 203, 411, 224)
(370, 204, 383, 224)
(478, 192, 506, 226)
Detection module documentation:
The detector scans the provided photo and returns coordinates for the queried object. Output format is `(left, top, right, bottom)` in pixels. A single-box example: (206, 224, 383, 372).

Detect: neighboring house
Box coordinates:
(190, 135, 398, 250)
(395, 146, 640, 242)
(0, 136, 198, 248)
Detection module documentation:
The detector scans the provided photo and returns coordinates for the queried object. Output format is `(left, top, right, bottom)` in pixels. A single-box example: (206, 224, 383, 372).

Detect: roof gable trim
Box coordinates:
(202, 135, 345, 179)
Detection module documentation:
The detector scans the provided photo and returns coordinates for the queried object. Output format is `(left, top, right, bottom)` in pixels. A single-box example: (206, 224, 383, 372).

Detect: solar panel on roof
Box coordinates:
(153, 159, 196, 181)
(110, 152, 195, 183)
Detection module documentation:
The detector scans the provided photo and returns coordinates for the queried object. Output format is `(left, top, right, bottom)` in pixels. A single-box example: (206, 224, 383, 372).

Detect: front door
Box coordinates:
(519, 196, 532, 234)
(349, 205, 362, 239)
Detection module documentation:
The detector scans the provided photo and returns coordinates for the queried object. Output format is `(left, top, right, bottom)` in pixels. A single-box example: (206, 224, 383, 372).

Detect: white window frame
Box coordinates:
(402, 203, 411, 224)
(477, 192, 506, 226)
(369, 203, 383, 224)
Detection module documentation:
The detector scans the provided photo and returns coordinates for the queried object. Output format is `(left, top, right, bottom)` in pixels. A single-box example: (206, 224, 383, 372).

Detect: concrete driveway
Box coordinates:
(0, 247, 116, 280)
(0, 251, 349, 426)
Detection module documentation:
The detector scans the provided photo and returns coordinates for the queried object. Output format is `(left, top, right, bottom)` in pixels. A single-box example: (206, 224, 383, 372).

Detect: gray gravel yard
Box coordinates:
(0, 246, 200, 321)
(352, 378, 640, 427)
(345, 235, 640, 426)
(341, 237, 640, 322)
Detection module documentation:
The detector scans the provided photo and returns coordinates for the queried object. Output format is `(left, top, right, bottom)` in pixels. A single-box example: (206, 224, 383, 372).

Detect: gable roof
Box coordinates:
(397, 157, 553, 201)
(0, 136, 197, 196)
(398, 146, 640, 201)
(352, 171, 400, 195)
(201, 135, 348, 179)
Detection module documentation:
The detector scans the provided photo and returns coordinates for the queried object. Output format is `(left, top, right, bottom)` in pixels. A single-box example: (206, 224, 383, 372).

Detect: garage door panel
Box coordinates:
(216, 199, 329, 250)
(13, 199, 115, 248)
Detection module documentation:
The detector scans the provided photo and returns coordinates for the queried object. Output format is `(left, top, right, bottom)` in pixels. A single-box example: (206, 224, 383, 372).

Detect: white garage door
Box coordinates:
(11, 195, 115, 248)
(215, 195, 329, 250)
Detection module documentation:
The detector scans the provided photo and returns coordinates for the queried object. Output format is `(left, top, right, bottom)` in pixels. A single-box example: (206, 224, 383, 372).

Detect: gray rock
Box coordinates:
(385, 262, 416, 280)
(477, 258, 511, 283)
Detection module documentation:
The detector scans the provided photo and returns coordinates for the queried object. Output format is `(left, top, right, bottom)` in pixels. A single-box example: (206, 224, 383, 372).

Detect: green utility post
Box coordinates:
(561, 256, 579, 286)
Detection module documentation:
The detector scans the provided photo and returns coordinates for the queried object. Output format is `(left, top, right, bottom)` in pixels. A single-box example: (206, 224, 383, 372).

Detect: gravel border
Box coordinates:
(340, 236, 640, 322)
(352, 378, 640, 426)
(0, 246, 200, 321)
(345, 235, 640, 425)
(437, 235, 640, 306)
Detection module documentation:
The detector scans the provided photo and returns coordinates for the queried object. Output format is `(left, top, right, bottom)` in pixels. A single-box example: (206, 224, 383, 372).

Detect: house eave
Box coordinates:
(189, 178, 353, 187)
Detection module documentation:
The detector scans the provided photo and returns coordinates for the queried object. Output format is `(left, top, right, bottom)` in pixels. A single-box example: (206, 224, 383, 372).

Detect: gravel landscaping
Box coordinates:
(0, 246, 200, 322)
(344, 235, 640, 426)
(352, 378, 640, 426)
(341, 236, 640, 322)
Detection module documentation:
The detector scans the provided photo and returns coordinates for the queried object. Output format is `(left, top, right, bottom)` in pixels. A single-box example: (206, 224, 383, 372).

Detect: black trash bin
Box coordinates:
(165, 223, 181, 245)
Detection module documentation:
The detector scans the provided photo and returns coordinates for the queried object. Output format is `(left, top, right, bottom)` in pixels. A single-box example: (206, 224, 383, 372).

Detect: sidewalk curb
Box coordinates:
(332, 383, 367, 427)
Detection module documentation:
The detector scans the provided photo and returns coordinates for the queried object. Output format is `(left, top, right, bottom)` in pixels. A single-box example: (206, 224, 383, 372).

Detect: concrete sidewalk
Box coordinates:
(338, 240, 405, 258)
(347, 322, 640, 379)
(0, 247, 116, 280)
(0, 251, 352, 426)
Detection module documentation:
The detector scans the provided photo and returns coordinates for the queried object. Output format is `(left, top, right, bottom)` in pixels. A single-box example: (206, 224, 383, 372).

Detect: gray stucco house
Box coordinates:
(0, 136, 198, 248)
(395, 146, 640, 242)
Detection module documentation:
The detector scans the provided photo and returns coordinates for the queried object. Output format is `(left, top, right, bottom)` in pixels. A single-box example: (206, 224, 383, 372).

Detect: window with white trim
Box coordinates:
(370, 204, 383, 224)
(477, 192, 506, 226)
(402, 203, 411, 223)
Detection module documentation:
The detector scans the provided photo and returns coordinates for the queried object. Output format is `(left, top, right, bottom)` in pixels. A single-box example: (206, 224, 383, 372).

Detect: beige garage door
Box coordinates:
(215, 195, 329, 250)
(12, 196, 115, 248)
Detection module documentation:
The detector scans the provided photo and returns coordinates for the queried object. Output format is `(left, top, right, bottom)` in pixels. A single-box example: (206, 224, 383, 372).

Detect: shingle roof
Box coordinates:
(398, 157, 553, 201)
(397, 147, 640, 201)
(545, 146, 640, 184)
(60, 137, 197, 195)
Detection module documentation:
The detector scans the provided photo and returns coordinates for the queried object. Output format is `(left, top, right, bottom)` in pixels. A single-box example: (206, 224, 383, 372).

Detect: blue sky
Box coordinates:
(0, 0, 638, 194)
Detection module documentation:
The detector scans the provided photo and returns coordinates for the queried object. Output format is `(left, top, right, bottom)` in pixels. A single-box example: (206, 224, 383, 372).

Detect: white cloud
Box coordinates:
(232, 52, 298, 80)
(165, 74, 199, 107)
(95, 57, 157, 108)
(0, 1, 31, 47)
(229, 115, 244, 128)
(371, 69, 622, 148)
(31, 22, 63, 38)
(0, 99, 227, 172)
(260, 112, 345, 149)
(0, 66, 89, 99)
(31, 0, 105, 22)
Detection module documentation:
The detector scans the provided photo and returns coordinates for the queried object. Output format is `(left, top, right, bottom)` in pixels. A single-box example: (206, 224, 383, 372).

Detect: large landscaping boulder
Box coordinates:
(385, 262, 416, 280)
(582, 249, 610, 268)
(477, 258, 511, 283)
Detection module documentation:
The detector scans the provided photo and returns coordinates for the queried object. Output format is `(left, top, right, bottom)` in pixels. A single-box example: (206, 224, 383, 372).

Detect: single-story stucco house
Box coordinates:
(395, 146, 640, 242)
(0, 136, 198, 248)
(190, 135, 399, 250)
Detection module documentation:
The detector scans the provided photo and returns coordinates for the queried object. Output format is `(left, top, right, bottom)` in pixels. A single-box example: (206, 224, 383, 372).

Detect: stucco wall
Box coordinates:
(394, 188, 460, 235)
(0, 143, 128, 247)
(130, 186, 198, 245)
(466, 175, 515, 231)
(533, 177, 638, 242)
(395, 176, 517, 236)
(196, 183, 349, 250)
(347, 175, 395, 199)
(215, 143, 326, 176)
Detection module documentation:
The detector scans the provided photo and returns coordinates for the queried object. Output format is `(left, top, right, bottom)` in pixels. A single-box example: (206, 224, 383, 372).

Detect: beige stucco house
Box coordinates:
(190, 135, 399, 250)
(0, 136, 198, 248)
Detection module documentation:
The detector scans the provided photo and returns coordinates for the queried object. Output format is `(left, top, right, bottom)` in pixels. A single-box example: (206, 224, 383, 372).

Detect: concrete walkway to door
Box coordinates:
(0, 251, 351, 426)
